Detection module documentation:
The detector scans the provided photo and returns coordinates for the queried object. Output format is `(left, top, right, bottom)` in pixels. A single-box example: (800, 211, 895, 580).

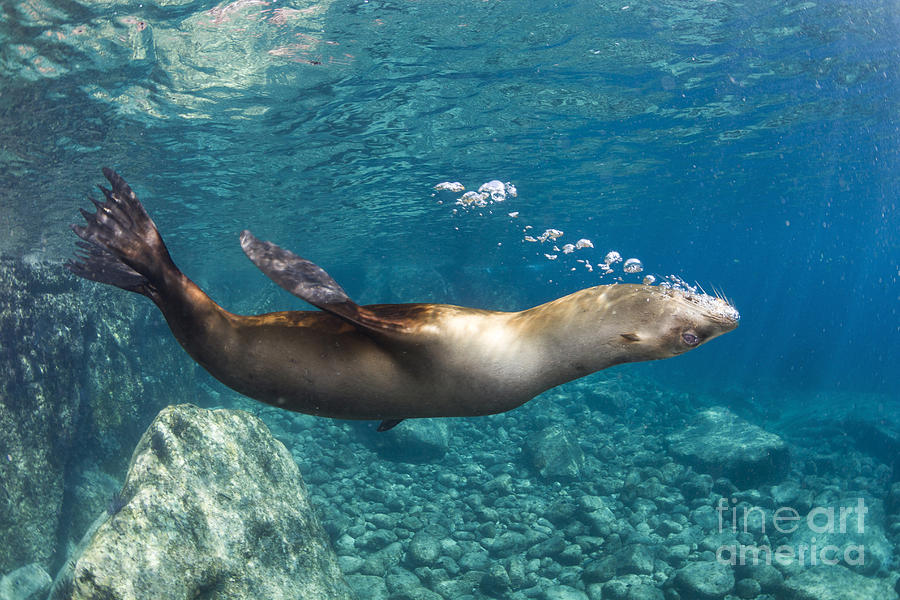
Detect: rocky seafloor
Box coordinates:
(2, 256, 899, 600)
(237, 377, 899, 600)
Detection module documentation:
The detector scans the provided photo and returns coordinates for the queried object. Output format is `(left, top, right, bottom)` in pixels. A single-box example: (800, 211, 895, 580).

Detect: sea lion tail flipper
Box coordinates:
(239, 230, 408, 334)
(67, 168, 176, 296)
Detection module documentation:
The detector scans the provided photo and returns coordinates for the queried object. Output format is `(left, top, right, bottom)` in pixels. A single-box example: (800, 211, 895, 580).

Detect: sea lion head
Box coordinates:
(611, 284, 740, 360)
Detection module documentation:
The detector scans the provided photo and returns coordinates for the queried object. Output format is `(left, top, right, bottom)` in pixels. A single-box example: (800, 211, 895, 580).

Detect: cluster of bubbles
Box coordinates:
(433, 180, 646, 283)
(521, 228, 644, 281)
(433, 179, 736, 318)
(435, 180, 518, 209)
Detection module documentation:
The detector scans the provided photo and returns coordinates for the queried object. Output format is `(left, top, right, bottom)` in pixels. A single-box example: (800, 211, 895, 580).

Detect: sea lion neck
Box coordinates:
(511, 286, 641, 390)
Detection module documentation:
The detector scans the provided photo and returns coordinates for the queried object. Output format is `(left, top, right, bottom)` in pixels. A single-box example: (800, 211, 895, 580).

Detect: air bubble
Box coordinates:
(478, 180, 507, 202)
(623, 258, 643, 273)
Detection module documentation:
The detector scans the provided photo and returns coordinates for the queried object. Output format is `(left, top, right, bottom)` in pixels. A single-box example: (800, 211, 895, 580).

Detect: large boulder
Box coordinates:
(68, 404, 353, 600)
(666, 406, 789, 488)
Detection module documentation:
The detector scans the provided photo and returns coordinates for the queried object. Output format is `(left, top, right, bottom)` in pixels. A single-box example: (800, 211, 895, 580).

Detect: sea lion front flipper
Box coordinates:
(240, 230, 408, 334)
(240, 229, 353, 307)
(377, 419, 404, 432)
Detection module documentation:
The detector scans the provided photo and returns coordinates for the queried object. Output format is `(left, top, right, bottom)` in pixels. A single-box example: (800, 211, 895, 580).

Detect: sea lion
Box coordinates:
(68, 169, 739, 430)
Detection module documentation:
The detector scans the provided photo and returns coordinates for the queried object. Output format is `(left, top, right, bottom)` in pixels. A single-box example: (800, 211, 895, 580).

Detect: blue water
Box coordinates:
(3, 0, 896, 399)
(1, 0, 899, 595)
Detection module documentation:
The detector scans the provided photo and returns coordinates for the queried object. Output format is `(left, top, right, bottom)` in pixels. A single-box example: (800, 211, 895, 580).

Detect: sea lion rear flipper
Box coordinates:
(240, 231, 408, 334)
(68, 168, 177, 297)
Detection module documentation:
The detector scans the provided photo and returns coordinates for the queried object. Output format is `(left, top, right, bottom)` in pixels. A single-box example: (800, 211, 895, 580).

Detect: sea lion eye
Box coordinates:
(682, 332, 700, 346)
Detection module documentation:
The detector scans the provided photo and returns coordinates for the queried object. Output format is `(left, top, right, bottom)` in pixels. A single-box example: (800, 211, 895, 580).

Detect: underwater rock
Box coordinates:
(346, 574, 389, 600)
(67, 404, 352, 599)
(526, 533, 567, 561)
(543, 584, 589, 600)
(525, 424, 585, 481)
(384, 565, 425, 597)
(480, 563, 512, 595)
(483, 473, 514, 496)
(65, 466, 122, 553)
(600, 575, 655, 600)
(661, 544, 690, 569)
(582, 556, 617, 583)
(557, 543, 583, 566)
(607, 581, 663, 600)
(787, 496, 893, 576)
(372, 419, 451, 462)
(0, 563, 51, 600)
(617, 544, 655, 575)
(681, 472, 714, 500)
(406, 530, 442, 566)
(0, 259, 88, 571)
(457, 546, 491, 571)
(360, 542, 404, 576)
(487, 531, 528, 557)
(673, 560, 734, 598)
(583, 503, 619, 537)
(357, 528, 399, 551)
(888, 482, 900, 514)
(433, 570, 486, 598)
(338, 555, 364, 575)
(666, 406, 789, 488)
(780, 564, 897, 600)
(733, 577, 761, 599)
(771, 479, 809, 510)
(843, 416, 900, 477)
(734, 562, 782, 593)
(0, 258, 194, 573)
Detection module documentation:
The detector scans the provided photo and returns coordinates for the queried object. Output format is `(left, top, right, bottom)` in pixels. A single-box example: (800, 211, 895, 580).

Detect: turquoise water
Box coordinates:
(1, 0, 899, 598)
(3, 0, 896, 396)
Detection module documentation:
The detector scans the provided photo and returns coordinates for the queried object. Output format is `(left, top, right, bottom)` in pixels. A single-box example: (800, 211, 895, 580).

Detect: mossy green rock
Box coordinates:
(70, 404, 353, 600)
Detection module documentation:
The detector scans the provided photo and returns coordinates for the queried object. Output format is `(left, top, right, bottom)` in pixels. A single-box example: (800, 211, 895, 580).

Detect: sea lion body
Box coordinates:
(170, 300, 533, 420)
(68, 170, 739, 426)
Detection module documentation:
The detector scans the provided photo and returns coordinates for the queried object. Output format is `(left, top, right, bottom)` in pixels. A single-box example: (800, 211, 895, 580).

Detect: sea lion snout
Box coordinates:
(655, 289, 739, 357)
(602, 285, 738, 361)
